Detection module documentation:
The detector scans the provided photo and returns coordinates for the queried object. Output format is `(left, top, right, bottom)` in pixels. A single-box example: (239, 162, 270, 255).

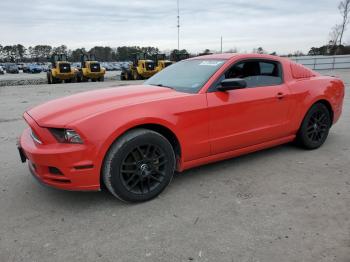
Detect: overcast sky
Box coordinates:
(0, 0, 346, 54)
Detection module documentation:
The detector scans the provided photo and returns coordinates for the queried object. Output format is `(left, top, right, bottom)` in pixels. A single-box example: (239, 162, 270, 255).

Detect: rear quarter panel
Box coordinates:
(287, 75, 345, 132)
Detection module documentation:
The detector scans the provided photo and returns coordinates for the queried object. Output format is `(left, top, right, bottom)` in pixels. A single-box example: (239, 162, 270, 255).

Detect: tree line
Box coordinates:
(308, 0, 350, 56)
(0, 44, 190, 63)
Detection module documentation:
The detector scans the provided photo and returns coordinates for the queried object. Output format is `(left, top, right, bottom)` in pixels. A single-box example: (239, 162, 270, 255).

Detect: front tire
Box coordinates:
(297, 103, 332, 149)
(102, 129, 175, 202)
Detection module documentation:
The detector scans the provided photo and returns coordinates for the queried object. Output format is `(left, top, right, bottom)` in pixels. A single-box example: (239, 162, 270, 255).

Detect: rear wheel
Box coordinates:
(121, 71, 129, 80)
(102, 129, 175, 202)
(120, 72, 125, 80)
(47, 72, 52, 84)
(297, 103, 332, 149)
(133, 70, 140, 80)
(99, 76, 104, 82)
(51, 73, 58, 84)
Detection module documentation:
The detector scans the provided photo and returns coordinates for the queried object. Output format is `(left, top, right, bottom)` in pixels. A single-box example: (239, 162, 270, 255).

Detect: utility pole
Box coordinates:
(220, 36, 223, 53)
(177, 0, 180, 50)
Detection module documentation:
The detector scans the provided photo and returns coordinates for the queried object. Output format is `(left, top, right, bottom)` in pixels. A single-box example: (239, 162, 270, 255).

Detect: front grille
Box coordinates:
(90, 63, 101, 72)
(59, 63, 71, 73)
(145, 62, 155, 71)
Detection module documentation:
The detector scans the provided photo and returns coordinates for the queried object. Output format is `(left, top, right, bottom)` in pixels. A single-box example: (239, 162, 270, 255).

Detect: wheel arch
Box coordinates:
(297, 98, 334, 132)
(130, 123, 182, 159)
(98, 121, 182, 189)
(315, 99, 334, 123)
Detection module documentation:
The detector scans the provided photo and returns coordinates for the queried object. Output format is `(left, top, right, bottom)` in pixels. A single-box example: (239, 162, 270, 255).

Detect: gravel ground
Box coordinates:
(0, 71, 121, 86)
(0, 71, 349, 262)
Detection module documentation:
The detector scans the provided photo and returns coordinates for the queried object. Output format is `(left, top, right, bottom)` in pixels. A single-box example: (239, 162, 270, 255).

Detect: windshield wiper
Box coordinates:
(153, 84, 174, 90)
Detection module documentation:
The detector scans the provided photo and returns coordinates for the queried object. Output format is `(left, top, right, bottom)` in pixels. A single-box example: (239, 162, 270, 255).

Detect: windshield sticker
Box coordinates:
(199, 61, 224, 66)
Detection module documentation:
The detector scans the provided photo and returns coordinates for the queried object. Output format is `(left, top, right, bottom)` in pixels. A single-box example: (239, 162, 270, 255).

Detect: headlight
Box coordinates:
(49, 128, 83, 144)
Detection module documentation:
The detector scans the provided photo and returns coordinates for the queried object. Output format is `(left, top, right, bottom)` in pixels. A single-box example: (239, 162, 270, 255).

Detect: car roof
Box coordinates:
(189, 53, 286, 62)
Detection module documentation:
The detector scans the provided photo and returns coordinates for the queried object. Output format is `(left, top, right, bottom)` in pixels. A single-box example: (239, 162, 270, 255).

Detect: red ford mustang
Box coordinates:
(18, 54, 345, 202)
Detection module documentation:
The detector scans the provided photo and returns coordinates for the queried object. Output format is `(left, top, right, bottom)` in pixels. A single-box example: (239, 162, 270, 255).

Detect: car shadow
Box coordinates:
(173, 142, 302, 180)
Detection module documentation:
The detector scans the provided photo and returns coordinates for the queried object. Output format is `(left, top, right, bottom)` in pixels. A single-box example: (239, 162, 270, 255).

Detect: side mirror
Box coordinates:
(218, 78, 247, 91)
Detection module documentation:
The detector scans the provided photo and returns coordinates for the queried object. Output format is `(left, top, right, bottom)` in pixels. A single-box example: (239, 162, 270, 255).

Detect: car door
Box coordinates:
(207, 59, 292, 155)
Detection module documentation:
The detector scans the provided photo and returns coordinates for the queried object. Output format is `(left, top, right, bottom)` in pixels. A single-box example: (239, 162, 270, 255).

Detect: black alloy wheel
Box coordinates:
(120, 144, 168, 195)
(297, 103, 331, 149)
(103, 129, 175, 202)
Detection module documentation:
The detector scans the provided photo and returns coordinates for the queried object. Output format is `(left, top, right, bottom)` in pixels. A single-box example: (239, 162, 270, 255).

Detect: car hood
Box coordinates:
(27, 85, 183, 127)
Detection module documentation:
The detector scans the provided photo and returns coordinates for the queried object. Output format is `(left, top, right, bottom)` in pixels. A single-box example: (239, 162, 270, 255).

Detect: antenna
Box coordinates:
(177, 0, 180, 50)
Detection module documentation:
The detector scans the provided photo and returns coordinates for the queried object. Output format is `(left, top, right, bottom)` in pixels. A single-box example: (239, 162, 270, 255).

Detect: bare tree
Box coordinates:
(338, 0, 350, 46)
(225, 48, 238, 53)
(252, 47, 266, 54)
(329, 24, 342, 46)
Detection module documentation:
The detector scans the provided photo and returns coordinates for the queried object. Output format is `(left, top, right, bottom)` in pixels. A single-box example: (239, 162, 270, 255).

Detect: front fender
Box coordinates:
(98, 117, 180, 178)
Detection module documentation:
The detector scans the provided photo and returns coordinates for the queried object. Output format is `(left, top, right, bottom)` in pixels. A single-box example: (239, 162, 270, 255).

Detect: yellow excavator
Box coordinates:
(47, 54, 76, 84)
(154, 54, 173, 72)
(76, 54, 105, 82)
(121, 53, 158, 80)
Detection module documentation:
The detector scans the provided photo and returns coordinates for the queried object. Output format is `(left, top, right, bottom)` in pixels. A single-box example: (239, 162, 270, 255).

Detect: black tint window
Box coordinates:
(260, 62, 275, 75)
(222, 60, 282, 88)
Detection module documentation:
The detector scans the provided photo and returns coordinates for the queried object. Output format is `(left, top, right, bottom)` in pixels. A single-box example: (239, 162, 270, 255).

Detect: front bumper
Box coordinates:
(19, 127, 100, 191)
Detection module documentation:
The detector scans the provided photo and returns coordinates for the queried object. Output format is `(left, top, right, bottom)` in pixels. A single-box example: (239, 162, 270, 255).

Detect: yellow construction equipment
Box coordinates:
(121, 53, 158, 80)
(170, 51, 190, 62)
(154, 54, 173, 72)
(47, 54, 76, 84)
(76, 54, 105, 82)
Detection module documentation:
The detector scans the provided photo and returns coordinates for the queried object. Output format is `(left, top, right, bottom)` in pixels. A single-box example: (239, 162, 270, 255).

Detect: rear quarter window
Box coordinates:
(290, 62, 316, 79)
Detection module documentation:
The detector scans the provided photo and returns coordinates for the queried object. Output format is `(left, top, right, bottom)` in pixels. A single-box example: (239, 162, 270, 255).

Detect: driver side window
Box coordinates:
(218, 60, 283, 88)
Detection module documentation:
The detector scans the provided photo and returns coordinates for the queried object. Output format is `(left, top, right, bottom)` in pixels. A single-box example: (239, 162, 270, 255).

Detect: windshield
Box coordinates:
(144, 59, 226, 93)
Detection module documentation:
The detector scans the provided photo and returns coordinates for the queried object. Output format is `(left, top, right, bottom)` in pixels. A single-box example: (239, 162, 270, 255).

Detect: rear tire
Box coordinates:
(121, 71, 129, 80)
(102, 129, 175, 202)
(296, 103, 332, 149)
(133, 70, 140, 80)
(51, 73, 58, 84)
(47, 72, 52, 84)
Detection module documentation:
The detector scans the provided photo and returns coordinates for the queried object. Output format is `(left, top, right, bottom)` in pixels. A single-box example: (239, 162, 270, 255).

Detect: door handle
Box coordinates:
(276, 92, 285, 99)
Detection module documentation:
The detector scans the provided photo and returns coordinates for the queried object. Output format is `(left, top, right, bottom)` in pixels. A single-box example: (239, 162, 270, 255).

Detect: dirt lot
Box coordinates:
(0, 71, 349, 262)
(0, 71, 120, 86)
